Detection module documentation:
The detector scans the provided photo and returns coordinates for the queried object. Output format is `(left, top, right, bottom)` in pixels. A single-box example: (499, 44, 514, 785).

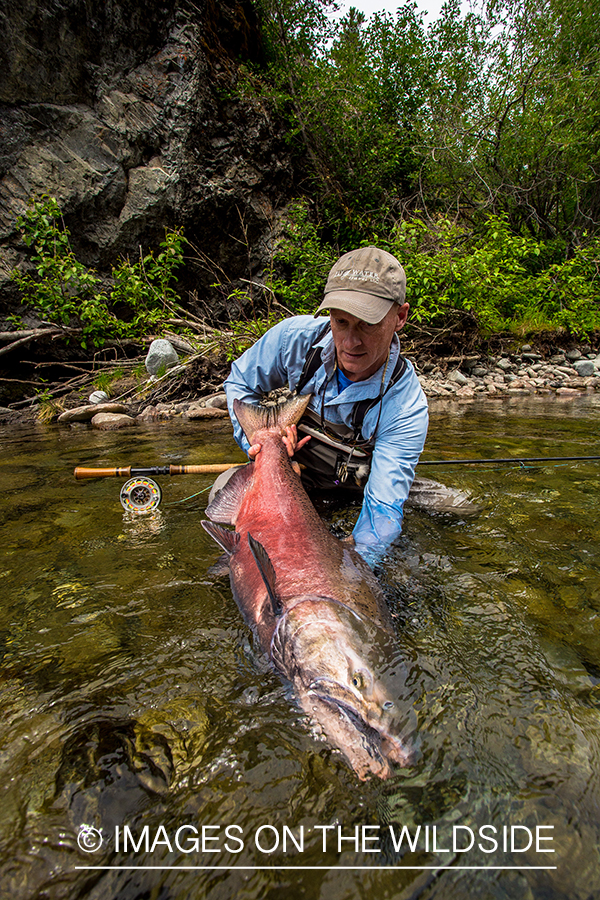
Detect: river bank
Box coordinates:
(1, 333, 600, 431)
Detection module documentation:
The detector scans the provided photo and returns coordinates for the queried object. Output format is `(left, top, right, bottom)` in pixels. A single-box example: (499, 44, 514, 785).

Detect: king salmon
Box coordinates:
(202, 395, 416, 779)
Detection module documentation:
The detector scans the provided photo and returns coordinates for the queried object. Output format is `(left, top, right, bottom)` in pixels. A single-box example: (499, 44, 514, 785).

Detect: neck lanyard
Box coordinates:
(319, 350, 391, 447)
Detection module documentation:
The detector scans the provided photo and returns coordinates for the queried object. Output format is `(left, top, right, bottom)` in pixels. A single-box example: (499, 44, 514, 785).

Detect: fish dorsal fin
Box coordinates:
(205, 463, 253, 525)
(247, 532, 283, 617)
(233, 395, 311, 445)
(202, 520, 240, 555)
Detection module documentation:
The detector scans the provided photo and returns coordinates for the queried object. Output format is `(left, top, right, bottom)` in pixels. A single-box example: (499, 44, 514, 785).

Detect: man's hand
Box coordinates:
(249, 426, 311, 461)
(282, 424, 311, 458)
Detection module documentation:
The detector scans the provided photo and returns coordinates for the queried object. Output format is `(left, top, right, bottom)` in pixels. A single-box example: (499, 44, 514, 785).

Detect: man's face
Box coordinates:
(329, 303, 409, 382)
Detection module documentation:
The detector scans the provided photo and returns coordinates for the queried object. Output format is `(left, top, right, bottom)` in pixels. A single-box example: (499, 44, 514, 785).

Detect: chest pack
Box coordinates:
(293, 324, 407, 490)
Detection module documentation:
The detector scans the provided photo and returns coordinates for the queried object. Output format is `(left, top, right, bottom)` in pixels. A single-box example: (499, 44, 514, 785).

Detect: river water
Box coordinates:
(1, 397, 599, 900)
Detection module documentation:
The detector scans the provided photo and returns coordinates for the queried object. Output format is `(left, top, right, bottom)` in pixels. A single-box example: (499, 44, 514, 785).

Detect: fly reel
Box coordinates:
(119, 477, 162, 514)
(74, 462, 238, 516)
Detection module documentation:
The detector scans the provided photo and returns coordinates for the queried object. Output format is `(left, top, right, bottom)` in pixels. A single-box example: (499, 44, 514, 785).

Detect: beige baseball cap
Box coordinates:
(315, 247, 406, 324)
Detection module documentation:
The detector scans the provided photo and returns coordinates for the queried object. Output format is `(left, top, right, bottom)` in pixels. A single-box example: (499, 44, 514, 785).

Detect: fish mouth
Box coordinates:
(307, 678, 416, 773)
(272, 598, 418, 779)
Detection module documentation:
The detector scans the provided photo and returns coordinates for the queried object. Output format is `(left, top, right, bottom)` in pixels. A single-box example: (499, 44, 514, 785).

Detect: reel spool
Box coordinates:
(120, 477, 162, 514)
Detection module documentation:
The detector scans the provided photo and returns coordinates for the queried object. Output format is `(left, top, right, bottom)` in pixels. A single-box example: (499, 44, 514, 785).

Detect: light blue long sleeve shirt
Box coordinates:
(224, 316, 429, 563)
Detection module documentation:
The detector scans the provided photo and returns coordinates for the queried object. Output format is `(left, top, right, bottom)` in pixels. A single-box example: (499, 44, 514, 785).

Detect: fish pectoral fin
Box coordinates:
(205, 463, 254, 525)
(202, 521, 240, 556)
(247, 532, 283, 617)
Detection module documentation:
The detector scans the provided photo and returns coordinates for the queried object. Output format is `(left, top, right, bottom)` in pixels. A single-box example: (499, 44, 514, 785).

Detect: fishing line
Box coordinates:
(418, 455, 600, 466)
(163, 486, 213, 505)
(438, 461, 578, 474)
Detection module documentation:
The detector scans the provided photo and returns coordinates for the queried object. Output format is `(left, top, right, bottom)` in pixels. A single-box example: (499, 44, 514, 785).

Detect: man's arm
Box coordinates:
(352, 392, 428, 564)
(224, 316, 320, 455)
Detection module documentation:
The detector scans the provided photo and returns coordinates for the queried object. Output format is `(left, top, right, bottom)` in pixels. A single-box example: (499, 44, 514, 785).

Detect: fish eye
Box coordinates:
(383, 700, 395, 711)
(351, 670, 367, 691)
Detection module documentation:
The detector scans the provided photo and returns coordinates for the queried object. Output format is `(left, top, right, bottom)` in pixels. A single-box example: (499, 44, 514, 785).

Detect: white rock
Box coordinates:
(89, 390, 109, 404)
(145, 339, 179, 375)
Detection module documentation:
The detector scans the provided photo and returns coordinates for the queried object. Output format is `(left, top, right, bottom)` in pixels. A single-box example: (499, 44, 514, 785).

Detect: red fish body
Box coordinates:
(202, 395, 415, 779)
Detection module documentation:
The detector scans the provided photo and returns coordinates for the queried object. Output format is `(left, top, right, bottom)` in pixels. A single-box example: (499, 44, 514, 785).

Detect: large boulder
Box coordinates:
(145, 338, 179, 375)
(0, 0, 296, 317)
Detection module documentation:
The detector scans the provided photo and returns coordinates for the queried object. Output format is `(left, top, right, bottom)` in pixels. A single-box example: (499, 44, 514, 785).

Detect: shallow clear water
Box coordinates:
(1, 397, 600, 900)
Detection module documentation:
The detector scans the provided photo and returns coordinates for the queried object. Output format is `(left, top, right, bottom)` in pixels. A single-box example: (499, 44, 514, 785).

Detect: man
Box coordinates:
(223, 246, 428, 565)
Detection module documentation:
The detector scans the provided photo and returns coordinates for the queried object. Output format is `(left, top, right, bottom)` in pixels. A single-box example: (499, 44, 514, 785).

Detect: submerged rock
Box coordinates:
(91, 412, 137, 430)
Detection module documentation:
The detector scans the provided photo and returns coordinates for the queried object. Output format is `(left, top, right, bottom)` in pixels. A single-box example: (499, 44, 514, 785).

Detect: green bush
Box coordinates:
(269, 203, 600, 336)
(13, 196, 188, 348)
(391, 217, 600, 335)
(253, 0, 600, 250)
(270, 201, 337, 314)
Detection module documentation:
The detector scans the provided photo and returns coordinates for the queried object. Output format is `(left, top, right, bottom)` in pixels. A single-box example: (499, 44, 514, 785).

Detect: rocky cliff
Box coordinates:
(0, 0, 297, 319)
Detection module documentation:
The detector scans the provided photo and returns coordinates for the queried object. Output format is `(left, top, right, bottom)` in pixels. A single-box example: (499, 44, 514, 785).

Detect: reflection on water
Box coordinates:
(1, 398, 600, 899)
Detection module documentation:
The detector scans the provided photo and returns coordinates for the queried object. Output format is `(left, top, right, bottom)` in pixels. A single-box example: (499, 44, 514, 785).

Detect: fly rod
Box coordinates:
(74, 464, 239, 479)
(74, 455, 600, 480)
(417, 455, 600, 466)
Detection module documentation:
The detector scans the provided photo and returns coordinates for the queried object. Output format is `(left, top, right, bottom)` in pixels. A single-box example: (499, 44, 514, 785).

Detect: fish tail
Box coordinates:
(233, 394, 311, 445)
